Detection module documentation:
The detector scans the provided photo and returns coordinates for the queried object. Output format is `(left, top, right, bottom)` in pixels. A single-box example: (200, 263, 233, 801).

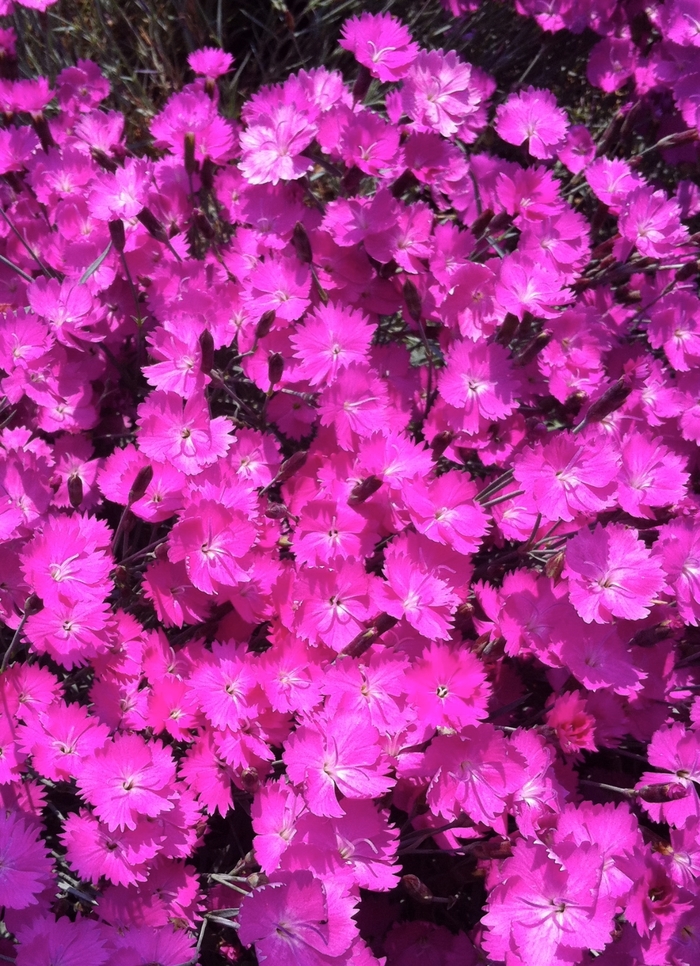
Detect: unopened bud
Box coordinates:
(128, 465, 154, 504)
(545, 551, 566, 581)
(200, 157, 215, 191)
(352, 65, 372, 102)
(91, 148, 119, 173)
(199, 329, 215, 375)
(496, 312, 519, 346)
(676, 260, 699, 282)
(23, 593, 42, 617)
(255, 310, 276, 341)
(471, 207, 495, 236)
(292, 222, 312, 264)
(402, 279, 422, 324)
(67, 473, 83, 510)
(184, 132, 198, 176)
(137, 207, 169, 244)
(585, 378, 632, 424)
(431, 431, 454, 459)
(194, 210, 214, 239)
(348, 475, 383, 506)
(516, 331, 551, 366)
(402, 875, 433, 903)
(268, 352, 284, 387)
(636, 781, 688, 804)
(108, 219, 126, 253)
(275, 450, 308, 485)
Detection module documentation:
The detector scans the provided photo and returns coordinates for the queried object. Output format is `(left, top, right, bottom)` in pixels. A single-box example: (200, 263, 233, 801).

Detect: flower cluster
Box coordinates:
(0, 4, 699, 966)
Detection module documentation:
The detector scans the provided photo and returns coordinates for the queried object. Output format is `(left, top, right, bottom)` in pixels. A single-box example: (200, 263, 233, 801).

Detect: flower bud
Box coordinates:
(348, 475, 383, 506)
(255, 310, 276, 341)
(402, 279, 422, 323)
(292, 222, 312, 264)
(199, 329, 215, 375)
(267, 352, 284, 387)
(67, 473, 83, 510)
(128, 465, 154, 504)
(108, 219, 126, 253)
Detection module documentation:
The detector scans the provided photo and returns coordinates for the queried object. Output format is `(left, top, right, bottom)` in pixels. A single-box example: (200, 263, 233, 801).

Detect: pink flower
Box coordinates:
(405, 643, 491, 730)
(617, 433, 688, 518)
(293, 562, 378, 652)
(238, 871, 358, 966)
(563, 523, 668, 623)
(20, 513, 112, 608)
(136, 391, 233, 475)
(438, 339, 519, 434)
(283, 712, 392, 817)
(636, 723, 700, 827)
(60, 810, 161, 886)
(587, 37, 637, 93)
(239, 103, 316, 185)
(168, 498, 256, 594)
(339, 12, 419, 83)
(244, 254, 311, 322)
(400, 49, 494, 139)
(186, 643, 258, 731)
(0, 808, 52, 909)
(495, 86, 569, 159)
(17, 700, 109, 781)
(546, 691, 597, 755)
(15, 917, 109, 966)
(617, 186, 689, 260)
(378, 533, 463, 641)
(291, 300, 374, 386)
(77, 734, 176, 831)
(188, 47, 234, 80)
(482, 839, 615, 964)
(251, 781, 306, 874)
(653, 520, 700, 626)
(513, 431, 619, 523)
(495, 251, 573, 320)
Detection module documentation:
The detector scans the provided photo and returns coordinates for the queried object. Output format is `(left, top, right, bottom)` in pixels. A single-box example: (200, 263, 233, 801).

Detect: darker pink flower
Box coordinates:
(438, 339, 519, 434)
(290, 300, 374, 386)
(405, 642, 491, 730)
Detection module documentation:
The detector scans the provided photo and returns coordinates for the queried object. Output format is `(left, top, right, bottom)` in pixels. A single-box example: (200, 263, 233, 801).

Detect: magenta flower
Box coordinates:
(401, 49, 494, 139)
(136, 391, 233, 475)
(283, 713, 392, 817)
(563, 523, 668, 623)
(239, 103, 316, 185)
(0, 808, 52, 909)
(495, 86, 569, 159)
(482, 839, 615, 964)
(60, 809, 160, 886)
(77, 734, 176, 831)
(188, 46, 234, 80)
(239, 871, 358, 966)
(439, 339, 519, 434)
(513, 431, 619, 523)
(291, 300, 374, 387)
(405, 642, 491, 730)
(339, 12, 419, 82)
(636, 723, 700, 827)
(168, 498, 256, 594)
(654, 520, 700, 626)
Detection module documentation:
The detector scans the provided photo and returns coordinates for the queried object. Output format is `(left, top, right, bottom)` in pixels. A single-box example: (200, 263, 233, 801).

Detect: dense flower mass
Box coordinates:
(0, 0, 699, 964)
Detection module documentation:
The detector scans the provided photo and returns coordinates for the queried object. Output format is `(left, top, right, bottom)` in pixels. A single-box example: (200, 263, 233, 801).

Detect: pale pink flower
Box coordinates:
(495, 86, 569, 159)
(339, 12, 418, 82)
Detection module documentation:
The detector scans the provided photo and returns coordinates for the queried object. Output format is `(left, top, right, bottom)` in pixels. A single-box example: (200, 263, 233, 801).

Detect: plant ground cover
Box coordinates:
(0, 0, 699, 964)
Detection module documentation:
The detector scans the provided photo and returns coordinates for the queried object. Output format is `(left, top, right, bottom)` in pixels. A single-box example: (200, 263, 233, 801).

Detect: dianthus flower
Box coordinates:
(17, 700, 110, 781)
(400, 49, 494, 140)
(495, 251, 573, 320)
(136, 391, 233, 475)
(546, 690, 597, 755)
(188, 46, 234, 80)
(150, 89, 236, 164)
(60, 810, 161, 887)
(653, 520, 700, 626)
(290, 300, 374, 387)
(563, 523, 667, 623)
(15, 916, 109, 966)
(239, 871, 359, 966)
(482, 839, 615, 964)
(617, 185, 689, 260)
(339, 12, 419, 82)
(513, 431, 619, 523)
(239, 102, 316, 185)
(0, 808, 53, 909)
(77, 734, 176, 831)
(168, 498, 256, 594)
(495, 86, 569, 159)
(438, 338, 519, 434)
(20, 513, 112, 608)
(283, 712, 392, 817)
(636, 723, 700, 828)
(405, 642, 491, 730)
(617, 433, 688, 518)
